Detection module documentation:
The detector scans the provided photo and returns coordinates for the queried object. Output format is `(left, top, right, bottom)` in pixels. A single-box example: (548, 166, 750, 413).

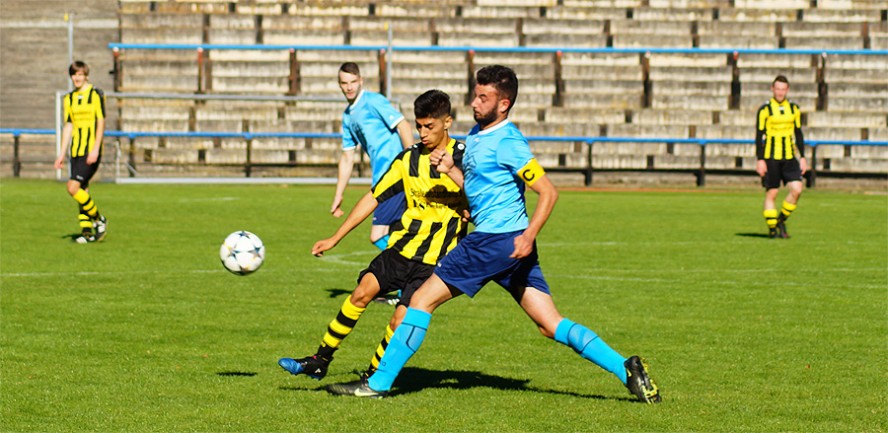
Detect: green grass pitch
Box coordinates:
(1, 179, 885, 432)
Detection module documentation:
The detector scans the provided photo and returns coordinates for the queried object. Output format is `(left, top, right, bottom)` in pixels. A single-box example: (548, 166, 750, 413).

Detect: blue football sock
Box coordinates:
(555, 318, 628, 384)
(367, 307, 431, 391)
(372, 235, 390, 251)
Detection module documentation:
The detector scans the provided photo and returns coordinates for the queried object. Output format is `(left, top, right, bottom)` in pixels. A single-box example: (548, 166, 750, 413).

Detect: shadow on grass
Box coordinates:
(217, 371, 258, 377)
(323, 288, 353, 299)
(279, 366, 627, 402)
(735, 232, 771, 238)
(392, 367, 617, 401)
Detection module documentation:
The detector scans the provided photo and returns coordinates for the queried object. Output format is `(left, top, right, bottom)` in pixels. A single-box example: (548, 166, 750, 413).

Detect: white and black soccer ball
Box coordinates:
(219, 231, 265, 275)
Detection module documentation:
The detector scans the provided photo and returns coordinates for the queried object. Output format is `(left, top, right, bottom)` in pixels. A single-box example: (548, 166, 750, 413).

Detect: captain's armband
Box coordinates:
(517, 158, 545, 186)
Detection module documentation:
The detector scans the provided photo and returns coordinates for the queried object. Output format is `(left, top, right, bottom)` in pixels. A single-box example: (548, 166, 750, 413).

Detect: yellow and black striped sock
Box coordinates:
(780, 200, 797, 221)
(316, 296, 366, 359)
(367, 324, 395, 375)
(72, 188, 99, 219)
(78, 213, 92, 234)
(763, 209, 778, 229)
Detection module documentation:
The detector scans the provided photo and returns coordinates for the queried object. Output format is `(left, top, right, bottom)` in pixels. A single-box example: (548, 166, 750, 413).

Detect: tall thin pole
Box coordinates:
(66, 12, 74, 91)
(385, 21, 392, 100)
(56, 91, 64, 180)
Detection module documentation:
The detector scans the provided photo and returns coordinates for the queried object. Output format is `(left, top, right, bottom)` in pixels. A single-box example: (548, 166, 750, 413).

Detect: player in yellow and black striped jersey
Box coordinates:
(755, 75, 807, 239)
(278, 89, 468, 381)
(54, 61, 108, 244)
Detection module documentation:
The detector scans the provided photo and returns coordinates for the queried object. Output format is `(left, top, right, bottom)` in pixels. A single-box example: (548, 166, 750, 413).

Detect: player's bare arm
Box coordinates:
(396, 119, 414, 149)
(87, 118, 105, 165)
(55, 123, 74, 169)
(331, 149, 356, 217)
(513, 162, 557, 259)
(314, 191, 379, 256)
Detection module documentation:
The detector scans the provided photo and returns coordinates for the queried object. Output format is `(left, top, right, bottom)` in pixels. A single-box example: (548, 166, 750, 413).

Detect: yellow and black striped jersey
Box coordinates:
(372, 138, 468, 265)
(755, 98, 805, 161)
(64, 84, 105, 157)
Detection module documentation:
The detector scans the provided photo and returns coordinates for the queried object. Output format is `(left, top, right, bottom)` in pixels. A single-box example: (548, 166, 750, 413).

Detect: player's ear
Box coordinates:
(443, 115, 453, 130)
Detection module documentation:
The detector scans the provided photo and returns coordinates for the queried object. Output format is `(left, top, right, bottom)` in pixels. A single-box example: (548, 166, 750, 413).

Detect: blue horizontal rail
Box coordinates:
(2, 128, 887, 147)
(108, 43, 888, 57)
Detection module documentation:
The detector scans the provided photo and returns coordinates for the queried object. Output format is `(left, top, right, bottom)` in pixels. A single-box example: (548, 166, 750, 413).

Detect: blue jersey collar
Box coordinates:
(477, 118, 511, 135)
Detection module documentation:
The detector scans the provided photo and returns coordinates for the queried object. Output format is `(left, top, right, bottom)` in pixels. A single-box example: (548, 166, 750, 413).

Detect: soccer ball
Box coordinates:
(219, 231, 265, 275)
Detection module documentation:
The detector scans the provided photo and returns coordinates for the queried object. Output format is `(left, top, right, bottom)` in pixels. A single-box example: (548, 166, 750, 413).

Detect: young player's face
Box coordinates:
(415, 115, 452, 150)
(771, 81, 789, 103)
(471, 83, 508, 129)
(338, 71, 363, 103)
(70, 70, 88, 90)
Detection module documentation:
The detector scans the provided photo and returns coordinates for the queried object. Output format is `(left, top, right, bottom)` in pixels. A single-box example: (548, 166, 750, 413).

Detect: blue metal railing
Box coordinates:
(3, 128, 885, 186)
(108, 43, 888, 56)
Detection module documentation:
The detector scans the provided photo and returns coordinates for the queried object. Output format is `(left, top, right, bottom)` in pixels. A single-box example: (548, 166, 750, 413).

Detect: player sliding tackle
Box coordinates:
(326, 65, 662, 403)
(278, 90, 468, 380)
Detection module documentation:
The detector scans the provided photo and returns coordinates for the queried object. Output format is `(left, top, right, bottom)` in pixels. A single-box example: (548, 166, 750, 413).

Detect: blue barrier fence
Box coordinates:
(3, 128, 886, 186)
(108, 43, 888, 56)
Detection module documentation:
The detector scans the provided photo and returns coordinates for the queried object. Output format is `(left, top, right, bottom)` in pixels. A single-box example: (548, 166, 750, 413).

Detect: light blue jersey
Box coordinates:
(342, 90, 406, 186)
(463, 120, 534, 233)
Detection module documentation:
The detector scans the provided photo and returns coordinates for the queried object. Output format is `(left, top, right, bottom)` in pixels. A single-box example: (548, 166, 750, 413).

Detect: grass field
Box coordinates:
(1, 179, 886, 432)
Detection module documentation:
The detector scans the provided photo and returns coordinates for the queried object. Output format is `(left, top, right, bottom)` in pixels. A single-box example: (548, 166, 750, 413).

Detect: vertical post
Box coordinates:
(66, 12, 74, 91)
(288, 48, 299, 96)
(197, 47, 204, 94)
(112, 47, 122, 92)
(56, 90, 64, 180)
(386, 21, 393, 100)
(13, 133, 21, 178)
(808, 144, 817, 188)
(245, 134, 253, 178)
(378, 49, 387, 97)
(128, 135, 137, 177)
(697, 141, 706, 187)
(584, 140, 594, 186)
(553, 51, 564, 107)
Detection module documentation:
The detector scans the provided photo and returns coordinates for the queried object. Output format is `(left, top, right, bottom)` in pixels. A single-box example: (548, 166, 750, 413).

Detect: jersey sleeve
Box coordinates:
(371, 149, 408, 202)
(94, 88, 106, 120)
(341, 112, 357, 151)
(792, 104, 805, 157)
(755, 104, 768, 159)
(497, 136, 545, 186)
(64, 93, 73, 123)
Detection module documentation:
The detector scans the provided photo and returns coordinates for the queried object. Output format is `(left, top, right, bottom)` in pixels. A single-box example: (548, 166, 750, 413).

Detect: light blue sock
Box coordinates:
(367, 307, 431, 391)
(372, 235, 390, 251)
(555, 318, 628, 384)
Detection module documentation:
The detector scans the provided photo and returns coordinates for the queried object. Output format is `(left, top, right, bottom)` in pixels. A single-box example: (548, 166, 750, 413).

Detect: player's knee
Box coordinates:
(66, 183, 80, 196)
(349, 290, 373, 308)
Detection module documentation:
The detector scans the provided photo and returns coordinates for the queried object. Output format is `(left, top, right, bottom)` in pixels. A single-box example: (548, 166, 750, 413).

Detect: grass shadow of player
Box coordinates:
(61, 232, 83, 241)
(217, 371, 257, 377)
(323, 288, 353, 299)
(735, 232, 771, 238)
(390, 366, 618, 401)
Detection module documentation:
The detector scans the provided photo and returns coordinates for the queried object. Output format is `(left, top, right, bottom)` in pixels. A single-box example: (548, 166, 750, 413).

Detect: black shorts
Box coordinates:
(69, 156, 102, 188)
(358, 248, 435, 308)
(762, 159, 802, 189)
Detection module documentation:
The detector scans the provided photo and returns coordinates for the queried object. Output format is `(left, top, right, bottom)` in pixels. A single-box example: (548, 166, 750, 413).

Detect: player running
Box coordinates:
(325, 65, 661, 404)
(278, 90, 468, 380)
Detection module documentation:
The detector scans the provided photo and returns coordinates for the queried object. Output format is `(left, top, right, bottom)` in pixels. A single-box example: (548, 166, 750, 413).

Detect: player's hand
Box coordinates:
(799, 157, 807, 175)
(86, 150, 99, 165)
(430, 149, 454, 173)
(461, 209, 471, 223)
(53, 156, 64, 170)
(755, 160, 767, 177)
(312, 238, 337, 257)
(510, 233, 534, 259)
